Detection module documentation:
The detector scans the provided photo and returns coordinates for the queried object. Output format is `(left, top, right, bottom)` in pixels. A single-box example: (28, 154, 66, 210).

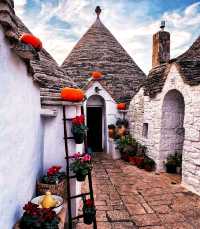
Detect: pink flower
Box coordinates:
(82, 154, 91, 162)
(73, 152, 81, 159)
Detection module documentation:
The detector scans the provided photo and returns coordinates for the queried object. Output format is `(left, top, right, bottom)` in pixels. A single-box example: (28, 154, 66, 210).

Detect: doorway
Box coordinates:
(160, 89, 185, 172)
(87, 107, 103, 152)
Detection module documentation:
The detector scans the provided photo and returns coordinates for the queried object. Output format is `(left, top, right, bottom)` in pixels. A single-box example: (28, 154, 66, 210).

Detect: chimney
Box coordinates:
(152, 21, 170, 68)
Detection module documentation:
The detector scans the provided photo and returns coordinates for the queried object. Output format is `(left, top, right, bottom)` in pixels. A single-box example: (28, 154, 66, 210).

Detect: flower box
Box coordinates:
(36, 179, 66, 198)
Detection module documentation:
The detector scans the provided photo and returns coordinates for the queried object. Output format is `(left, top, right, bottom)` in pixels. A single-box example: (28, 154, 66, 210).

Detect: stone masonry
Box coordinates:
(128, 64, 200, 195)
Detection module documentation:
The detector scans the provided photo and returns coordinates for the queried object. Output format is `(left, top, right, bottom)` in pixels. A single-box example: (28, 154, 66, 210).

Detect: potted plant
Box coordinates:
(144, 157, 155, 171)
(37, 166, 66, 198)
(71, 115, 87, 144)
(108, 124, 116, 139)
(19, 202, 60, 229)
(175, 152, 182, 174)
(82, 197, 96, 225)
(70, 153, 92, 181)
(165, 154, 177, 173)
(116, 119, 129, 137)
(165, 152, 182, 174)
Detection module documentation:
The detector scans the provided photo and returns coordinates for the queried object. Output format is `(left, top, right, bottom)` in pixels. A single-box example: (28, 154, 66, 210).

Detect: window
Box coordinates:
(143, 123, 148, 138)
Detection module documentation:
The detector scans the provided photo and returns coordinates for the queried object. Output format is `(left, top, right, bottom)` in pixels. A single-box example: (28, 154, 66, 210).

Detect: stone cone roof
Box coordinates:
(61, 15, 146, 103)
(144, 35, 200, 98)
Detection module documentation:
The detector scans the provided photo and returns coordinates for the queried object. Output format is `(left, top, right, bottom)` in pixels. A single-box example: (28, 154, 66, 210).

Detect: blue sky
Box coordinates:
(15, 0, 200, 73)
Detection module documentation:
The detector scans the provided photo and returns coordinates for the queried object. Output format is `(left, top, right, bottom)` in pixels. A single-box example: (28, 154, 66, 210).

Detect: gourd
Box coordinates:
(91, 71, 102, 79)
(20, 33, 42, 51)
(117, 103, 126, 110)
(61, 87, 85, 102)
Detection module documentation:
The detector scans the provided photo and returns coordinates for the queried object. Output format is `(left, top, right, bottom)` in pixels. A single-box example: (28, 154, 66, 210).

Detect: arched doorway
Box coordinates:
(160, 89, 185, 171)
(86, 95, 105, 152)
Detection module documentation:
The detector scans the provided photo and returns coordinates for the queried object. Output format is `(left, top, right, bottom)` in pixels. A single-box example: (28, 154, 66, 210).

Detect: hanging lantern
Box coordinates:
(117, 103, 126, 110)
(20, 33, 42, 51)
(61, 87, 85, 102)
(91, 71, 102, 80)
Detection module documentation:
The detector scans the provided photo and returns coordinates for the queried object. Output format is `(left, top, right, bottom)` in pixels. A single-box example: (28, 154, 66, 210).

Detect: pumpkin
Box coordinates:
(61, 87, 85, 102)
(117, 103, 126, 110)
(91, 71, 102, 79)
(20, 33, 42, 51)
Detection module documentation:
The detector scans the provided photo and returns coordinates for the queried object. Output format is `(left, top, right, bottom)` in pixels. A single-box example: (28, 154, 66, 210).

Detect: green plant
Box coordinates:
(20, 202, 60, 229)
(116, 118, 129, 128)
(41, 166, 66, 185)
(165, 152, 182, 173)
(144, 156, 155, 171)
(70, 153, 92, 181)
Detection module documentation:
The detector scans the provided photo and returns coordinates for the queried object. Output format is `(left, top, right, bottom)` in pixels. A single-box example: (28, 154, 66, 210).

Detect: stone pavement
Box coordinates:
(76, 153, 200, 229)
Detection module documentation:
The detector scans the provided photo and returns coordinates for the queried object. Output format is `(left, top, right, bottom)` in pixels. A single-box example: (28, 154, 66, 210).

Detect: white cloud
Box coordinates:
(15, 1, 200, 74)
(14, 0, 27, 16)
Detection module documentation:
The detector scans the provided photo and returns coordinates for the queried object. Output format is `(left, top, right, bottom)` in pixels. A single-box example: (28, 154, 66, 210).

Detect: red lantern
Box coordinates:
(91, 71, 102, 79)
(20, 33, 42, 51)
(117, 103, 126, 110)
(61, 87, 85, 102)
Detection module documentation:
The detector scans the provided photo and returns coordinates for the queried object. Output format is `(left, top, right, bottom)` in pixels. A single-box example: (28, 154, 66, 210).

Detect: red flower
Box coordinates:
(85, 199, 93, 207)
(72, 115, 85, 125)
(47, 166, 61, 176)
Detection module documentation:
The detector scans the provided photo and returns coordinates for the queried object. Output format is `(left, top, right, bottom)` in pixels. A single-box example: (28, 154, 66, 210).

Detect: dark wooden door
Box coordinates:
(87, 107, 103, 152)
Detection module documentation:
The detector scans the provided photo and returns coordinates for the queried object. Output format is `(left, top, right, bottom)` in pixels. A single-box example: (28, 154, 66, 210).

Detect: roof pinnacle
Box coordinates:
(95, 6, 101, 18)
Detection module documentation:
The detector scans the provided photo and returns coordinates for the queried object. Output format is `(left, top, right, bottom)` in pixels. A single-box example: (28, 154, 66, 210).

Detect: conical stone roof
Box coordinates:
(61, 8, 146, 103)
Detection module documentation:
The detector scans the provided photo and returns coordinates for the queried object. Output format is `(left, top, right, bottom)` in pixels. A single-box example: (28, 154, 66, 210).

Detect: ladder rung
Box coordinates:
(64, 137, 74, 140)
(63, 118, 73, 121)
(72, 214, 83, 220)
(69, 175, 76, 179)
(69, 192, 90, 200)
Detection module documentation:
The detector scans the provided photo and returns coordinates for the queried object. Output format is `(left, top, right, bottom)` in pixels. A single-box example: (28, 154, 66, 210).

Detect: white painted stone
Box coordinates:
(0, 27, 43, 228)
(84, 81, 121, 153)
(128, 63, 200, 195)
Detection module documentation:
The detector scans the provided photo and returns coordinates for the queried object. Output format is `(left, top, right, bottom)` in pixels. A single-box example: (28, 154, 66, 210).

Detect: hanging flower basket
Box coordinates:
(71, 115, 87, 144)
(82, 197, 96, 225)
(20, 33, 42, 51)
(61, 87, 85, 102)
(117, 103, 126, 110)
(70, 153, 92, 182)
(91, 71, 102, 80)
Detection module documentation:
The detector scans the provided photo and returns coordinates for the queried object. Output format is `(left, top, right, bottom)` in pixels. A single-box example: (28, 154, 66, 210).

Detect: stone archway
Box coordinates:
(159, 89, 185, 171)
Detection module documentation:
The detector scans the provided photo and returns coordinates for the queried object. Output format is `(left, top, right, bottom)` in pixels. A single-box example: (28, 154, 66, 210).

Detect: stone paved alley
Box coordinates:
(76, 154, 200, 229)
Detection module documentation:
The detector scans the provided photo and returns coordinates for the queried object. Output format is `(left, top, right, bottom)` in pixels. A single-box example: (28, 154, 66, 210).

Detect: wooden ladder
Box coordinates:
(62, 105, 97, 229)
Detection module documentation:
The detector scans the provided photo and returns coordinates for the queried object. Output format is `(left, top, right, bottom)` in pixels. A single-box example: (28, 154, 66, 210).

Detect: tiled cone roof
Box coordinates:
(61, 16, 146, 103)
(0, 0, 77, 104)
(144, 35, 200, 98)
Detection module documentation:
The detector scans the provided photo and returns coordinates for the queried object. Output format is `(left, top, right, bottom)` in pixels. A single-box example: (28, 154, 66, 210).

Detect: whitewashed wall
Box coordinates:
(42, 104, 83, 216)
(128, 63, 200, 195)
(0, 27, 43, 228)
(84, 81, 121, 153)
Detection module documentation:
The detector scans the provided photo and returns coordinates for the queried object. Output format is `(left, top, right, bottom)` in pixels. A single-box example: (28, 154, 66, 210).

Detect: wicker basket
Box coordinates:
(36, 179, 66, 198)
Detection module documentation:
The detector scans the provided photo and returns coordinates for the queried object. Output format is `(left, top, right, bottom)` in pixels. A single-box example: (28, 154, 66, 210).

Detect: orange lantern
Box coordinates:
(61, 87, 85, 102)
(20, 33, 42, 51)
(91, 71, 102, 80)
(117, 103, 126, 110)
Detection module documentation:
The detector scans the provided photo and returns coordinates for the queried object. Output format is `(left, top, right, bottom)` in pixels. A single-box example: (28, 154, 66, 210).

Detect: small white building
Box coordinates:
(61, 7, 146, 153)
(128, 24, 200, 195)
(0, 1, 82, 227)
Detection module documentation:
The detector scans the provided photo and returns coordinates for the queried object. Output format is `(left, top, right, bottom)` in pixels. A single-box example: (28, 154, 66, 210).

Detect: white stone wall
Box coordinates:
(0, 27, 43, 228)
(84, 81, 122, 153)
(128, 64, 200, 195)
